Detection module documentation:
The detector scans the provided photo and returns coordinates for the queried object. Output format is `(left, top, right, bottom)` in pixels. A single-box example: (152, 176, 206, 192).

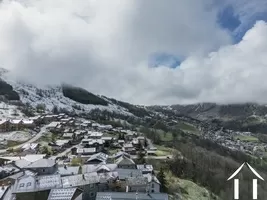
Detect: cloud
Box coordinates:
(2, 0, 266, 105)
(217, 0, 267, 41)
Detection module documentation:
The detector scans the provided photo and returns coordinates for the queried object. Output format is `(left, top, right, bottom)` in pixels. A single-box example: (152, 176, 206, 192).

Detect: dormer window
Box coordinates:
(19, 183, 24, 188)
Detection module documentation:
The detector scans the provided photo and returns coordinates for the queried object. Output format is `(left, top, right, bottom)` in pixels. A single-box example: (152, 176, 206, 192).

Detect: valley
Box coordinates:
(1, 69, 267, 199)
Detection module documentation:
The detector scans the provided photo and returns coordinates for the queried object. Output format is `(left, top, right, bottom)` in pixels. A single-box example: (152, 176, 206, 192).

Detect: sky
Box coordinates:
(0, 0, 267, 105)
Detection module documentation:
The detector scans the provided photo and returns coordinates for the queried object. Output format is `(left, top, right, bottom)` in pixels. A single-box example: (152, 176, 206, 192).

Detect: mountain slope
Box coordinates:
(0, 70, 136, 116)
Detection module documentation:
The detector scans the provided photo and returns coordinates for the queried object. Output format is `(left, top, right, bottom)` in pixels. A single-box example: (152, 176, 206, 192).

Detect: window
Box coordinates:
(42, 169, 45, 172)
(26, 182, 31, 187)
(151, 183, 154, 188)
(90, 192, 95, 197)
(90, 184, 95, 189)
(152, 189, 154, 193)
(19, 183, 25, 188)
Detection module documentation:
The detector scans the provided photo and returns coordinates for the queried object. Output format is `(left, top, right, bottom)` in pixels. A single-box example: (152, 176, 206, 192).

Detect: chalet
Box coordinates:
(136, 164, 154, 174)
(49, 140, 70, 151)
(13, 174, 62, 200)
(88, 132, 103, 139)
(125, 132, 137, 141)
(112, 151, 131, 160)
(115, 156, 136, 169)
(85, 153, 108, 165)
(101, 137, 113, 146)
(23, 159, 58, 175)
(74, 130, 87, 139)
(122, 143, 136, 155)
(76, 148, 96, 156)
(88, 139, 104, 152)
(137, 136, 145, 146)
(9, 120, 23, 131)
(125, 176, 148, 193)
(81, 138, 91, 147)
(21, 120, 35, 129)
(0, 120, 9, 132)
(116, 168, 142, 181)
(92, 123, 113, 131)
(46, 122, 61, 131)
(61, 172, 100, 200)
(82, 163, 117, 174)
(63, 132, 74, 140)
(43, 115, 57, 124)
(80, 120, 91, 129)
(118, 140, 125, 145)
(143, 173, 161, 193)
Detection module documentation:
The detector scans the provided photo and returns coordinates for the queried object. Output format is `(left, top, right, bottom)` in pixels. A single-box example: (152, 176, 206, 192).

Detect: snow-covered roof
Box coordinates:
(25, 159, 56, 168)
(77, 148, 96, 154)
(101, 137, 113, 141)
(63, 133, 74, 138)
(22, 120, 34, 124)
(47, 121, 61, 128)
(0, 154, 45, 162)
(88, 132, 103, 137)
(89, 139, 104, 145)
(87, 152, 108, 163)
(55, 140, 70, 146)
(21, 143, 39, 150)
(10, 119, 22, 124)
(0, 120, 8, 125)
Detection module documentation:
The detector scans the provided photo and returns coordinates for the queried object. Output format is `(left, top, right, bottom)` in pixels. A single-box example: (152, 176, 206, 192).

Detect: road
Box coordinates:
(131, 155, 173, 160)
(0, 125, 49, 154)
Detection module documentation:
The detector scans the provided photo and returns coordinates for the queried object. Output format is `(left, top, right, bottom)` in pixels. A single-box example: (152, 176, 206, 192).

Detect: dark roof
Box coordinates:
(125, 176, 148, 186)
(57, 166, 80, 176)
(96, 192, 169, 200)
(116, 169, 142, 180)
(115, 156, 135, 165)
(24, 159, 56, 169)
(86, 153, 108, 163)
(13, 175, 62, 193)
(61, 172, 100, 188)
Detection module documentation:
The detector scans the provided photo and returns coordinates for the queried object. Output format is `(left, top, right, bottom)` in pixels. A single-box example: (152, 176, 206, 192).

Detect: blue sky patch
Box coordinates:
(217, 5, 241, 32)
(149, 53, 182, 68)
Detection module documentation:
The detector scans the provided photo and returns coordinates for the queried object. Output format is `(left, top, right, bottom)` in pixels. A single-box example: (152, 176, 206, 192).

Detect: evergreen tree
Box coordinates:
(157, 167, 168, 193)
(136, 150, 146, 164)
(144, 137, 148, 148)
(52, 106, 59, 114)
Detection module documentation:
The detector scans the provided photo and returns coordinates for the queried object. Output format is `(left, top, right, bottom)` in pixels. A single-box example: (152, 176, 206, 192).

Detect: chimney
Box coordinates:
(82, 174, 85, 180)
(144, 163, 146, 168)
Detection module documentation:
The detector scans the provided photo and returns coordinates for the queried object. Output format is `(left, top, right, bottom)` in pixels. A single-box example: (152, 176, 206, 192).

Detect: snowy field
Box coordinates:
(0, 131, 33, 142)
(0, 102, 24, 119)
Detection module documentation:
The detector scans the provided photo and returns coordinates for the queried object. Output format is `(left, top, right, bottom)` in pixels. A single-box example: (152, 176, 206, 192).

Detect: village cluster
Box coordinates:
(201, 125, 267, 157)
(0, 113, 168, 200)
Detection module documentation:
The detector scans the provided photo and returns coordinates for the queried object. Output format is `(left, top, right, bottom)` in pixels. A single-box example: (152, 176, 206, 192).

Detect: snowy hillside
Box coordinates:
(0, 102, 24, 119)
(0, 69, 133, 116)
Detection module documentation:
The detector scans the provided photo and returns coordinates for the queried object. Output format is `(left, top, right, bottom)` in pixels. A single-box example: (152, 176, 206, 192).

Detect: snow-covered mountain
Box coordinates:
(0, 69, 137, 117)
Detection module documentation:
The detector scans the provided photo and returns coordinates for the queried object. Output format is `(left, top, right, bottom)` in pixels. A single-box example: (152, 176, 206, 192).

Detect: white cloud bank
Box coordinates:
(0, 0, 266, 105)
